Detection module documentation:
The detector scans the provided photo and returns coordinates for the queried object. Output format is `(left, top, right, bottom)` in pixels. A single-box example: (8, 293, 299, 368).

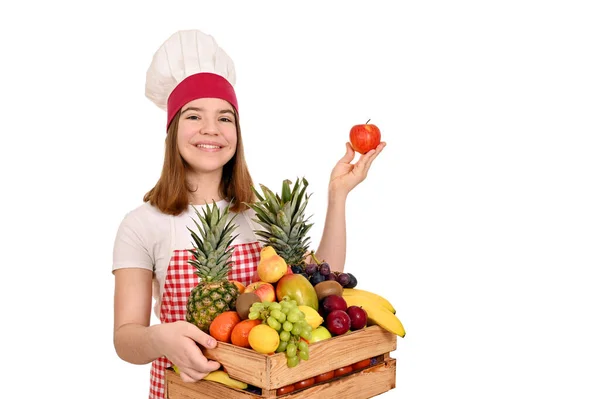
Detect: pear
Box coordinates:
(257, 246, 288, 283)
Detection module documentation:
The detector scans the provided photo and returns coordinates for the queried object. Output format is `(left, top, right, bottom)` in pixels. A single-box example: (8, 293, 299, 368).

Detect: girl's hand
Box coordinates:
(152, 320, 221, 382)
(329, 141, 386, 198)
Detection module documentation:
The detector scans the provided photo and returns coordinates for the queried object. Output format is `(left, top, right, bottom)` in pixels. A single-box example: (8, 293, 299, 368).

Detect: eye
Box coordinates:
(186, 115, 201, 121)
(219, 116, 233, 123)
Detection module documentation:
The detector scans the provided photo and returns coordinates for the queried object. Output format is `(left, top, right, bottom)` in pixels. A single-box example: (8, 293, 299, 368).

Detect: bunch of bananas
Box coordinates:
(342, 288, 405, 338)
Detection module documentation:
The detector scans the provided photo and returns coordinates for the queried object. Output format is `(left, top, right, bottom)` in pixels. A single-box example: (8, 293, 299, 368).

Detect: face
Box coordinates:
(177, 98, 238, 175)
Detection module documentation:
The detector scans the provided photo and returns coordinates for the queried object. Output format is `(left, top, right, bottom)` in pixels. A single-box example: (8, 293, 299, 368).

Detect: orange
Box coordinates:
(230, 280, 245, 294)
(248, 324, 280, 354)
(230, 319, 262, 348)
(209, 311, 241, 343)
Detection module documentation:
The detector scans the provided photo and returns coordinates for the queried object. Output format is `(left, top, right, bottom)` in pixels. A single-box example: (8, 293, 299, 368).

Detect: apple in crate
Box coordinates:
(244, 281, 276, 302)
(276, 274, 319, 310)
(308, 326, 332, 343)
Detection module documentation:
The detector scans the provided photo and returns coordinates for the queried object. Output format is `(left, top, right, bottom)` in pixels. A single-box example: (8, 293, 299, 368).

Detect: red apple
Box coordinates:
(349, 120, 381, 154)
(244, 281, 276, 302)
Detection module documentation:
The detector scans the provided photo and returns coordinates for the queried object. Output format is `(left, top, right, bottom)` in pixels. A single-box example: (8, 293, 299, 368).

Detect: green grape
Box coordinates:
(276, 340, 288, 352)
(289, 300, 297, 306)
(272, 310, 286, 324)
(280, 306, 291, 315)
(287, 355, 299, 368)
(291, 323, 303, 336)
(282, 321, 293, 332)
(248, 311, 260, 320)
(249, 304, 262, 312)
(261, 301, 273, 308)
(268, 302, 282, 311)
(300, 329, 312, 340)
(280, 330, 291, 342)
(270, 309, 282, 319)
(299, 350, 309, 361)
(286, 343, 297, 358)
(287, 312, 301, 323)
(267, 316, 281, 331)
(298, 341, 308, 352)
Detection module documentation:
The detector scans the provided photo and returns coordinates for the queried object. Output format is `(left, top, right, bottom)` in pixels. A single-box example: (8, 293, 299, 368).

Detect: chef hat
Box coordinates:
(145, 30, 238, 130)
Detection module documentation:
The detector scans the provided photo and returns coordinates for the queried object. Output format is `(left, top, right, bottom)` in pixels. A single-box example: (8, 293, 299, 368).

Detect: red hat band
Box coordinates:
(166, 72, 238, 130)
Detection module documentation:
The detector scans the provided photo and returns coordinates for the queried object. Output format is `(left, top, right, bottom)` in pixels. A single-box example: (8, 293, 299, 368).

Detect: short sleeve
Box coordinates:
(112, 211, 154, 273)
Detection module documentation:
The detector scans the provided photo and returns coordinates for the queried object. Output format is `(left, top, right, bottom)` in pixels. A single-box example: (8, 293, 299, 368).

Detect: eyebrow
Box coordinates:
(181, 106, 235, 116)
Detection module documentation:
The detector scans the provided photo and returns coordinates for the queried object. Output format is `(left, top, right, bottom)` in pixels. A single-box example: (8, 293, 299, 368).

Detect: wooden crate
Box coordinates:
(165, 325, 398, 398)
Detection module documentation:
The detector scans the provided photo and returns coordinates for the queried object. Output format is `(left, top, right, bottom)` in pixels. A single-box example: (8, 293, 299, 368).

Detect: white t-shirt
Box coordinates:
(112, 200, 261, 318)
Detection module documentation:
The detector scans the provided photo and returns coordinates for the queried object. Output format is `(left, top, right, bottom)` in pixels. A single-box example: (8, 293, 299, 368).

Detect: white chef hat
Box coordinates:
(145, 29, 238, 130)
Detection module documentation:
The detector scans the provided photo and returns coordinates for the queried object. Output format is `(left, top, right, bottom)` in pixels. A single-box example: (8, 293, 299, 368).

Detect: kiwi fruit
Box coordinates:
(314, 280, 344, 301)
(235, 292, 261, 320)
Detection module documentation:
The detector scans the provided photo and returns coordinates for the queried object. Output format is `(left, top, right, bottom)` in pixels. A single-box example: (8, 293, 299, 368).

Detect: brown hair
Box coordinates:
(143, 109, 255, 215)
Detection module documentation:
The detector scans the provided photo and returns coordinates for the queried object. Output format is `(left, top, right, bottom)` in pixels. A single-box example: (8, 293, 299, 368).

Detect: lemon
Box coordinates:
(298, 305, 324, 329)
(248, 324, 280, 354)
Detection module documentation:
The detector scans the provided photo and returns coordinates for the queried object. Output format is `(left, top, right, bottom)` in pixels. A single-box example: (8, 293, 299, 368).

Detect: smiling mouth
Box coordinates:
(196, 144, 223, 150)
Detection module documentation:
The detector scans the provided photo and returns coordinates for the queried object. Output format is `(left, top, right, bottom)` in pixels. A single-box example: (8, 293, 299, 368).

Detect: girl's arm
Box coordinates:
(315, 142, 386, 272)
(113, 268, 220, 382)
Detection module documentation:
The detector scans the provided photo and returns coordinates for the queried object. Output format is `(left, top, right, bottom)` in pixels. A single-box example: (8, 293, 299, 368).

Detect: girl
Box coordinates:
(112, 29, 385, 399)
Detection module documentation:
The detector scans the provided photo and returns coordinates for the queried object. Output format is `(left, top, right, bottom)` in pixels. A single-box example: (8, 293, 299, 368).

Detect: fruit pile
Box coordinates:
(293, 253, 358, 288)
(248, 298, 314, 367)
(179, 176, 404, 392)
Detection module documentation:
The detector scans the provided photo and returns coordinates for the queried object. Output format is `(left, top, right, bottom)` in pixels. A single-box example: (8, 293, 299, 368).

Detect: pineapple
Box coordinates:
(185, 201, 240, 333)
(247, 177, 313, 269)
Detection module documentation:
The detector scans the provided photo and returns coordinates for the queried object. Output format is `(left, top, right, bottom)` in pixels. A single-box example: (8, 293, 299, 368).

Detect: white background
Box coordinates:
(1, 1, 599, 398)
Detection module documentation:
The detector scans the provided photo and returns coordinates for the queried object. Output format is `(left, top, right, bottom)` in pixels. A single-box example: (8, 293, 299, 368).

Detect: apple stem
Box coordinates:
(365, 119, 371, 124)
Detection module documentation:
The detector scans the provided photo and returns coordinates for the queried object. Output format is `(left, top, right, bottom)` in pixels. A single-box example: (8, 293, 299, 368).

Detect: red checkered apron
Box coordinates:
(149, 242, 261, 399)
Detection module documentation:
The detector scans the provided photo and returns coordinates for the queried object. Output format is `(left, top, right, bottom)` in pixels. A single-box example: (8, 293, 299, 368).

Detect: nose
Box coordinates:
(200, 118, 219, 135)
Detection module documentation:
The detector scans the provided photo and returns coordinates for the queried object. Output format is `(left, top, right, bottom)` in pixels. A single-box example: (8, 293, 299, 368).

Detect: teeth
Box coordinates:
(197, 144, 220, 149)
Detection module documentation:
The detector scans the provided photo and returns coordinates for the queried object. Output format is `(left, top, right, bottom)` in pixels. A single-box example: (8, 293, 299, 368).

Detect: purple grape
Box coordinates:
(311, 272, 326, 285)
(291, 265, 303, 274)
(346, 272, 358, 288)
(319, 263, 331, 276)
(305, 263, 318, 275)
(327, 274, 337, 281)
(337, 273, 350, 287)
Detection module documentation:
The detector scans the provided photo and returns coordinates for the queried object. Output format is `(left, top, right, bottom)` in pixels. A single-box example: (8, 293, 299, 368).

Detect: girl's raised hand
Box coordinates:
(329, 141, 386, 197)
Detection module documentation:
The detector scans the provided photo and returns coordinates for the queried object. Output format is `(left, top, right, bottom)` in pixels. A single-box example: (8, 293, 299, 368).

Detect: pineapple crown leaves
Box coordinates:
(244, 177, 314, 259)
(186, 200, 239, 282)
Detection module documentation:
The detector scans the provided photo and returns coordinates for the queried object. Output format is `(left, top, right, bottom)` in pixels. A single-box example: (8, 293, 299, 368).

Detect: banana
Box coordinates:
(342, 288, 396, 314)
(204, 370, 248, 390)
(343, 295, 406, 338)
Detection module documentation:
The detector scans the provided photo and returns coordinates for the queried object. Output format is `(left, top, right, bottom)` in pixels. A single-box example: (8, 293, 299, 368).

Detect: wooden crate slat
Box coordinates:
(268, 325, 397, 388)
(203, 344, 269, 387)
(284, 358, 396, 398)
(166, 358, 396, 399)
(203, 325, 396, 389)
